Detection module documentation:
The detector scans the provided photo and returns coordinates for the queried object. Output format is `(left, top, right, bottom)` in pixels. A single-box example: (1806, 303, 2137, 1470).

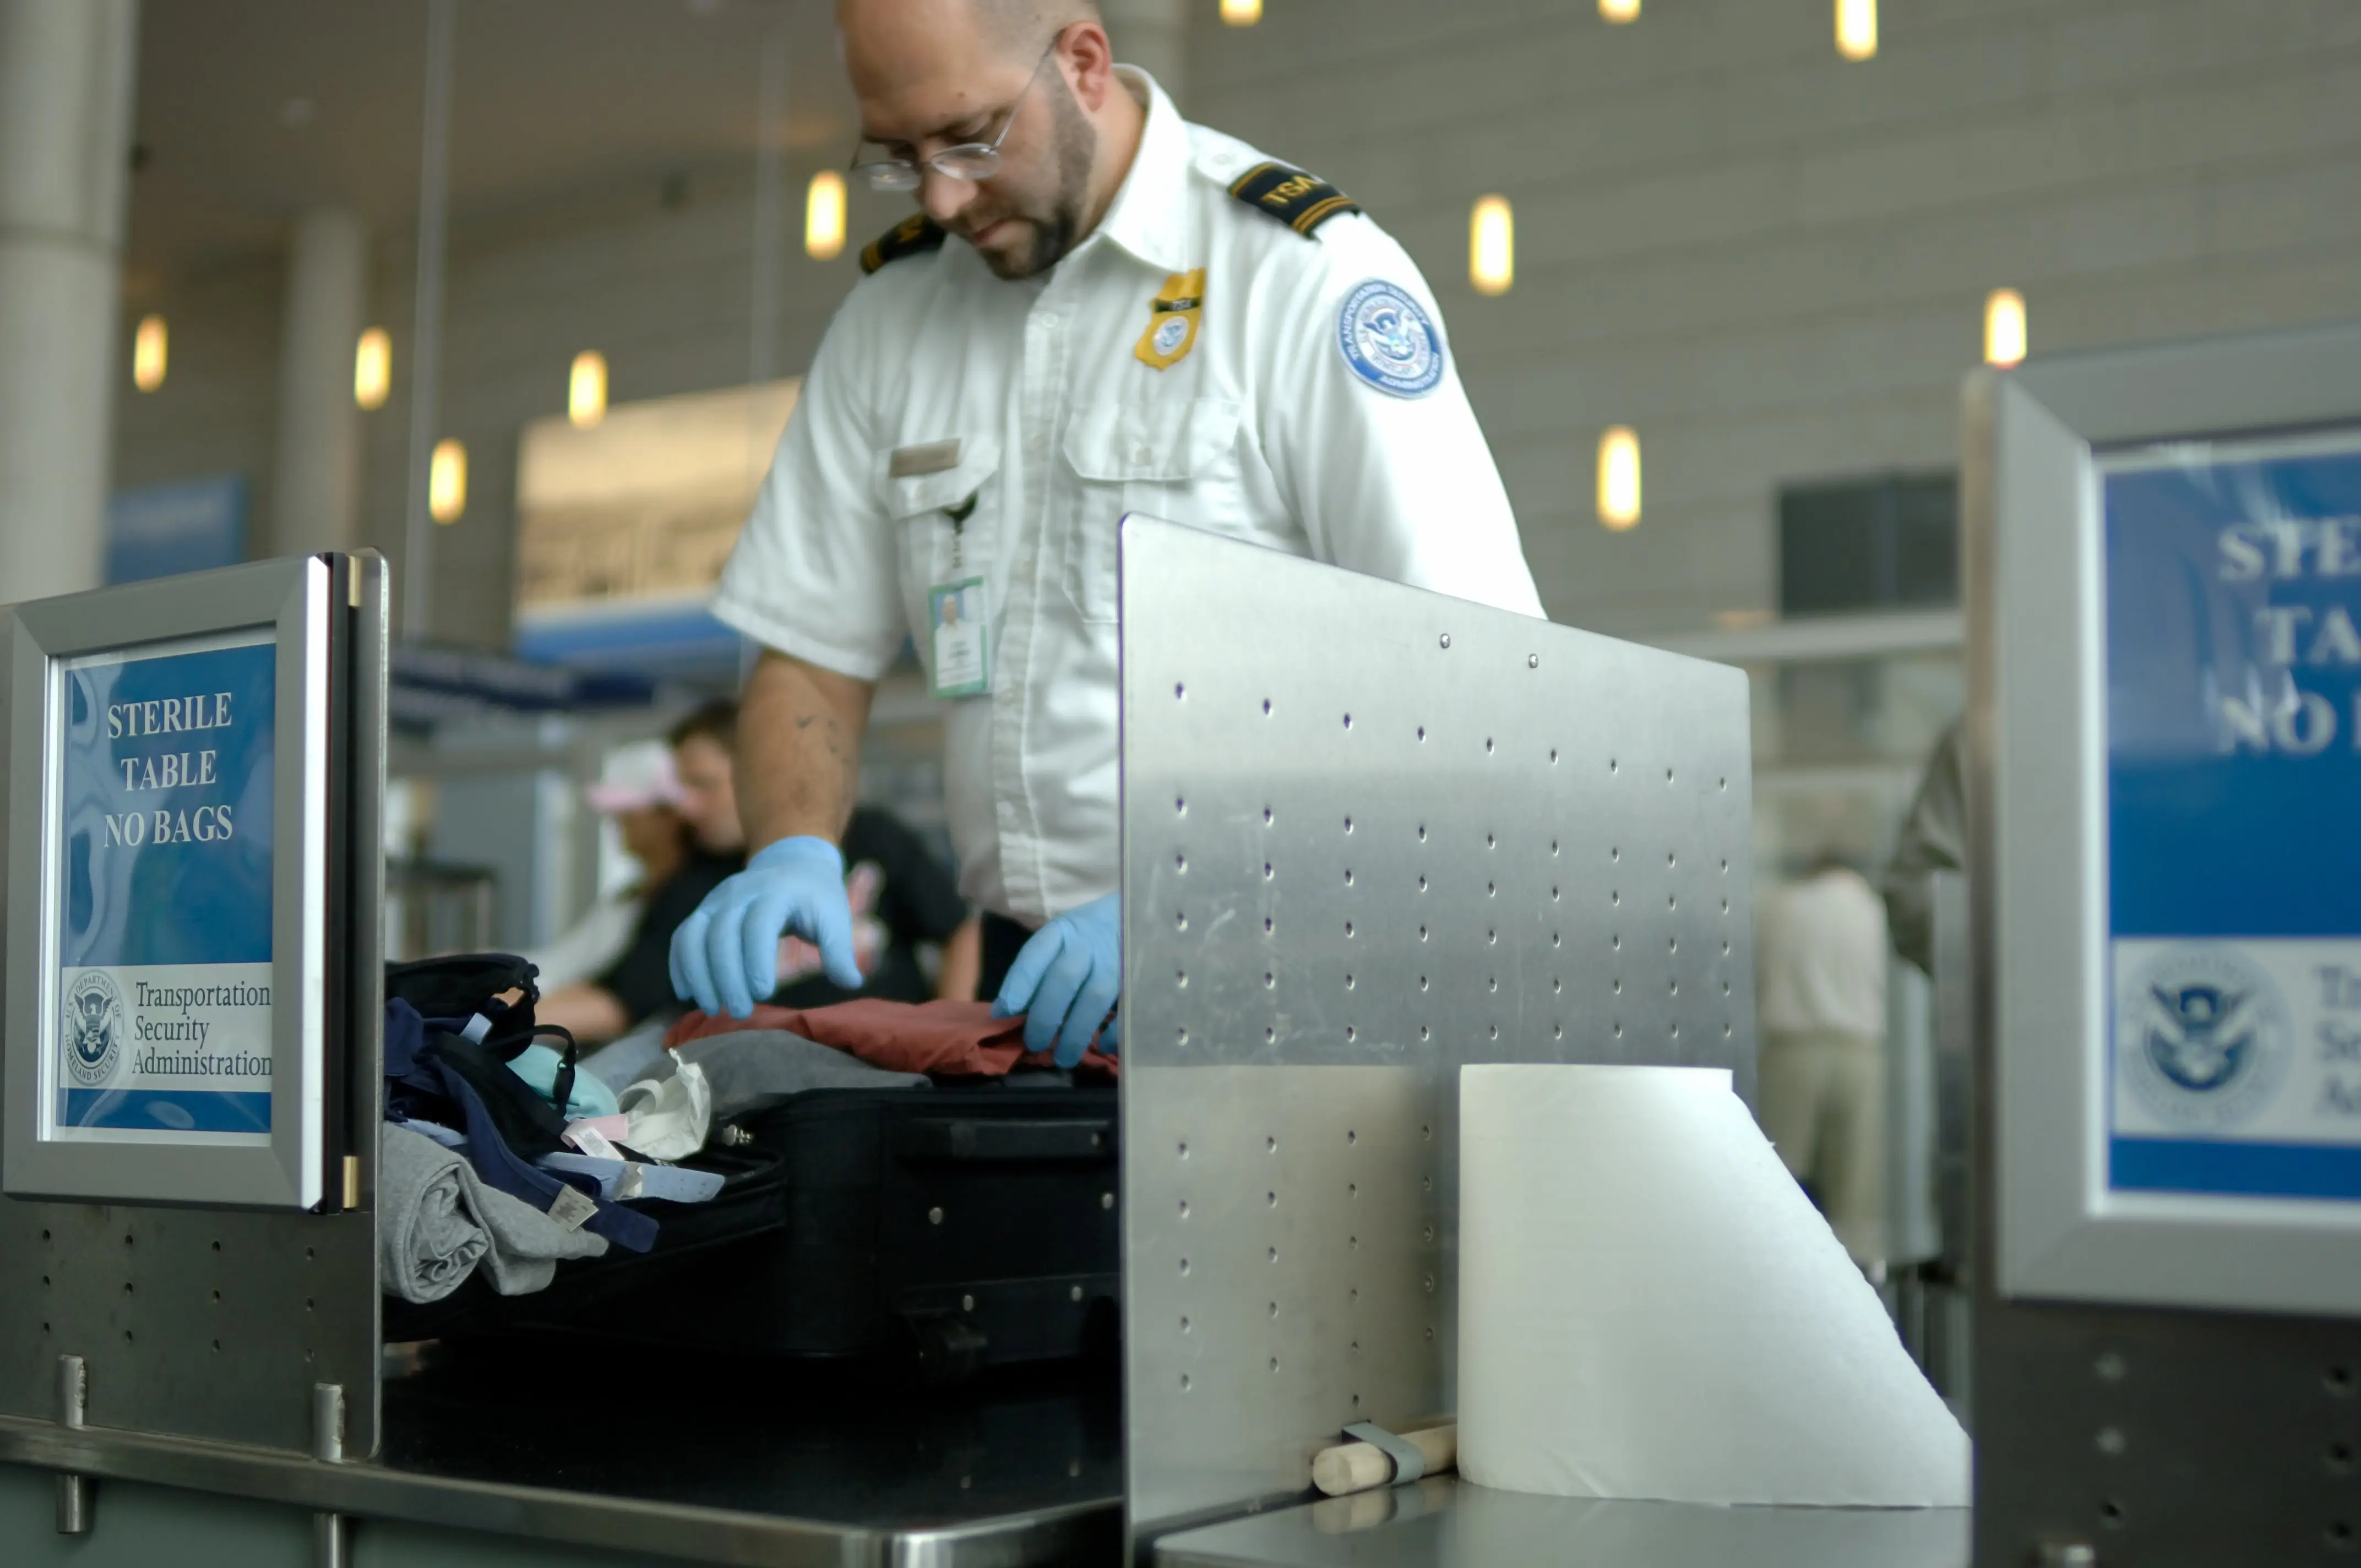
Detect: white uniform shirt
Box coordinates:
(1756, 868, 1891, 1040)
(715, 69, 1543, 924)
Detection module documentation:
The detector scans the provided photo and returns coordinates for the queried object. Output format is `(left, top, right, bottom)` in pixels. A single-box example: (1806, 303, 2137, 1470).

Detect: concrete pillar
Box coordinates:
(1102, 0, 1185, 104)
(271, 208, 368, 556)
(0, 0, 140, 603)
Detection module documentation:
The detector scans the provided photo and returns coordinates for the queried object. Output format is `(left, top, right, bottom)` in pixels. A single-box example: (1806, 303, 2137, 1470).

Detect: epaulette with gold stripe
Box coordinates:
(859, 215, 948, 275)
(1227, 160, 1359, 238)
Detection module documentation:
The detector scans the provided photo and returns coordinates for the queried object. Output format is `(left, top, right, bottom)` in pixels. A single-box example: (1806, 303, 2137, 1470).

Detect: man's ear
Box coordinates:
(1058, 20, 1117, 111)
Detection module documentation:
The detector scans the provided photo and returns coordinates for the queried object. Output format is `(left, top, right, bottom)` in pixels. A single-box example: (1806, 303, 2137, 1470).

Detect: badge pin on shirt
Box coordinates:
(1134, 268, 1206, 370)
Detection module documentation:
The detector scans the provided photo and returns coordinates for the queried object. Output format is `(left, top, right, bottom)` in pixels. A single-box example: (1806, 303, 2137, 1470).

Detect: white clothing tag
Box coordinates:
(929, 576, 990, 698)
(546, 1184, 599, 1232)
(566, 1125, 623, 1162)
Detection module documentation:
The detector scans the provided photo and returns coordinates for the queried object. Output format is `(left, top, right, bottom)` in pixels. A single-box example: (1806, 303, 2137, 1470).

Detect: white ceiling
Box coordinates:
(126, 0, 856, 277)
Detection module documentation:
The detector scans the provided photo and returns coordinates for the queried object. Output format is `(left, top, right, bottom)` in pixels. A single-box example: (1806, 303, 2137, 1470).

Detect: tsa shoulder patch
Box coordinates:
(1335, 279, 1445, 399)
(859, 215, 947, 275)
(1227, 160, 1359, 238)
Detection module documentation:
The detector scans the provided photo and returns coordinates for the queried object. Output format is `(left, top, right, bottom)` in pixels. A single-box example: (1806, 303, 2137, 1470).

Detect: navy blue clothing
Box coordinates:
(384, 999, 657, 1253)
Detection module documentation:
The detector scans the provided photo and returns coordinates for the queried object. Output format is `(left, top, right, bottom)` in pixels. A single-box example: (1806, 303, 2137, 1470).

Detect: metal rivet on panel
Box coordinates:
(928, 1207, 944, 1225)
(1439, 633, 1451, 649)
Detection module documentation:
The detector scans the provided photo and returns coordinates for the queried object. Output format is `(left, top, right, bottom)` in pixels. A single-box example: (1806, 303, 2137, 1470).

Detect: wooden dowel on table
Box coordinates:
(1309, 1422, 1457, 1496)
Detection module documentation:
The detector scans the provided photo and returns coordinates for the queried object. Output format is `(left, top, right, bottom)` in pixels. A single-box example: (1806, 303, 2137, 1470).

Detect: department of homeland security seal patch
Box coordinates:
(2118, 947, 2291, 1131)
(62, 971, 124, 1088)
(1336, 279, 1444, 398)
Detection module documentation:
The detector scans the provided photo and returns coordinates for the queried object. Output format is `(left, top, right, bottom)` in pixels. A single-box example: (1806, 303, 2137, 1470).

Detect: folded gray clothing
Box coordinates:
(659, 1030, 929, 1121)
(380, 1123, 609, 1304)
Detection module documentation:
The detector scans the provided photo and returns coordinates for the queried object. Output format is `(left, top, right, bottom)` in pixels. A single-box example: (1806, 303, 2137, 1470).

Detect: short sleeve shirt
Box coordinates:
(714, 68, 1544, 925)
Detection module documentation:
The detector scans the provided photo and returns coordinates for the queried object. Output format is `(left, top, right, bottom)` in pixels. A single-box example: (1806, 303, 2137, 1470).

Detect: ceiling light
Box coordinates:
(354, 327, 390, 410)
(1221, 0, 1262, 24)
(1836, 0, 1877, 61)
(806, 170, 846, 260)
(429, 439, 467, 524)
(1985, 288, 2027, 368)
(1470, 195, 1514, 297)
(1601, 0, 1640, 20)
(132, 314, 167, 392)
(569, 351, 608, 428)
(1598, 427, 1641, 531)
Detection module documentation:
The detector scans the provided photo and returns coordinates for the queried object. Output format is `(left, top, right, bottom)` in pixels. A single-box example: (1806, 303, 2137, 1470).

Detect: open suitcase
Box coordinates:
(387, 1081, 1122, 1383)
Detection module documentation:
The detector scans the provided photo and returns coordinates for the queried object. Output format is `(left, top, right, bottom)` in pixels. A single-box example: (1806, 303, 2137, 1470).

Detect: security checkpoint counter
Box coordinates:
(0, 1347, 1123, 1566)
(1153, 1478, 1970, 1568)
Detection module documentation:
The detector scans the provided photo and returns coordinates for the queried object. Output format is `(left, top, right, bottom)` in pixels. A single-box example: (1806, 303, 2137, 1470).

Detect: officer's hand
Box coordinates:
(670, 836, 861, 1019)
(992, 894, 1120, 1069)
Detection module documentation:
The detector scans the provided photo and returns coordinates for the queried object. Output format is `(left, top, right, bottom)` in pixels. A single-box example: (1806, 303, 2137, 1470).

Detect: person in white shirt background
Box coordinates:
(1754, 853, 1894, 1271)
(670, 0, 1544, 1064)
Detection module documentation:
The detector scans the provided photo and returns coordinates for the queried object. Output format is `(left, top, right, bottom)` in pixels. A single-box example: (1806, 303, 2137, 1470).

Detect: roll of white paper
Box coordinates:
(1457, 1064, 1970, 1507)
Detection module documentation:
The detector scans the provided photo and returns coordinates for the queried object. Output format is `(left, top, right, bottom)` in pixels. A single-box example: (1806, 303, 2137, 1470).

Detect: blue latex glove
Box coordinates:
(670, 836, 862, 1019)
(992, 893, 1121, 1069)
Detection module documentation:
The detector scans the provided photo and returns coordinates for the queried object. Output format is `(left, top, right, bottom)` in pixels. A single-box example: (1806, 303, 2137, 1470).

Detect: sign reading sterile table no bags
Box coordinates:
(2104, 434, 2361, 1204)
(4, 555, 370, 1210)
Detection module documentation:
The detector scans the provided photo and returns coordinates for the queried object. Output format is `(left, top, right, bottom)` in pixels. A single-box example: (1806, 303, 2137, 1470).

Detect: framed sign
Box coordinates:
(6, 557, 347, 1208)
(1972, 322, 2361, 1316)
(2104, 434, 2361, 1204)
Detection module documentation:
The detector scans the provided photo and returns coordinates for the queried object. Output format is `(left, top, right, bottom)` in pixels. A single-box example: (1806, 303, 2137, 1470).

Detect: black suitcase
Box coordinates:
(394, 1082, 1121, 1383)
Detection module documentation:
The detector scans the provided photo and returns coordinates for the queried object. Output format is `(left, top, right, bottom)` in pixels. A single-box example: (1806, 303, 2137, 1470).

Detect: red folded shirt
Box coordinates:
(662, 998, 1118, 1079)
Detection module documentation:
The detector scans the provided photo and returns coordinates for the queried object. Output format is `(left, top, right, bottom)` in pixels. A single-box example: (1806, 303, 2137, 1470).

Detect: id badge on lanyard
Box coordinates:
(929, 494, 991, 700)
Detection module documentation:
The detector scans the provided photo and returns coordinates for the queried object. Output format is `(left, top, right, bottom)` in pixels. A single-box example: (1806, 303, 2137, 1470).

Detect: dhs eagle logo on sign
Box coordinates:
(2119, 948, 2290, 1130)
(62, 971, 125, 1088)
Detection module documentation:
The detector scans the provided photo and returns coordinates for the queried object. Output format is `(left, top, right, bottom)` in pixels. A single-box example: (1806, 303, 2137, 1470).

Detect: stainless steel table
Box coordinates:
(0, 1341, 1123, 1566)
(1152, 1476, 1971, 1568)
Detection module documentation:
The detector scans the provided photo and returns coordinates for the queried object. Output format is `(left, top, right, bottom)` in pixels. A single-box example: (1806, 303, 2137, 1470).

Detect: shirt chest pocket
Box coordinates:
(882, 433, 1003, 646)
(1060, 396, 1243, 624)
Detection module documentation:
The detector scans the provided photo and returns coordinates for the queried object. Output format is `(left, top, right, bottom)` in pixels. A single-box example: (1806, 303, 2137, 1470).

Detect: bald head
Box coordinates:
(839, 0, 1098, 74)
(837, 0, 1140, 280)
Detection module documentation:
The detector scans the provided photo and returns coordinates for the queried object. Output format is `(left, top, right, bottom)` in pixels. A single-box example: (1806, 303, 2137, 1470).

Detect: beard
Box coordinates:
(961, 77, 1098, 280)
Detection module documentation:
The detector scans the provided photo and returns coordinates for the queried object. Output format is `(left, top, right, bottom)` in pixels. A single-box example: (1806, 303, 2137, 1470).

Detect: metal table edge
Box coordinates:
(0, 1413, 1123, 1567)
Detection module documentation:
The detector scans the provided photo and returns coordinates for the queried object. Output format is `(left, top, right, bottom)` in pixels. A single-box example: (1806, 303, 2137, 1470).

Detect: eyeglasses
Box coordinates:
(850, 37, 1059, 193)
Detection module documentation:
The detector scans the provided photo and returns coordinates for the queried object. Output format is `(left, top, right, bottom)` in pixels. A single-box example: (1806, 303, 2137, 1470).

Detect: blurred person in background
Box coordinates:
(522, 740, 689, 993)
(672, 0, 1542, 1066)
(1881, 718, 1966, 975)
(1755, 852, 1893, 1273)
(667, 700, 981, 1009)
(539, 726, 745, 1045)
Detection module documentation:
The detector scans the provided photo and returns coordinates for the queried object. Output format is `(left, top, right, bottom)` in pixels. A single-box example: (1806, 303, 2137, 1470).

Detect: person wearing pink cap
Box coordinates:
(538, 738, 735, 1045)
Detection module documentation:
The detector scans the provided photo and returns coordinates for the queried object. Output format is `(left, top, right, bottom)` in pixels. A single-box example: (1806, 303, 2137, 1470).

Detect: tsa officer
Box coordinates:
(670, 0, 1544, 1063)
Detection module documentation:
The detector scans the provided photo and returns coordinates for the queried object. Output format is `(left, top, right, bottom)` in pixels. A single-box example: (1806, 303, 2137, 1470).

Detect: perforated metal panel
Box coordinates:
(1117, 519, 1756, 1555)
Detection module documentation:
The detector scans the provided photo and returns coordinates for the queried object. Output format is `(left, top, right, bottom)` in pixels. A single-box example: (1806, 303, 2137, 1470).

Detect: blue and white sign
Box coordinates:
(2105, 435, 2361, 1202)
(52, 629, 278, 1144)
(106, 474, 248, 586)
(1335, 279, 1444, 399)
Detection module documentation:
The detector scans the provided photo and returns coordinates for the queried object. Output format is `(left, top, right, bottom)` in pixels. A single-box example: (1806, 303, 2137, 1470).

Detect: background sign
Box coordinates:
(106, 474, 248, 586)
(2106, 435, 2361, 1201)
(52, 628, 277, 1142)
